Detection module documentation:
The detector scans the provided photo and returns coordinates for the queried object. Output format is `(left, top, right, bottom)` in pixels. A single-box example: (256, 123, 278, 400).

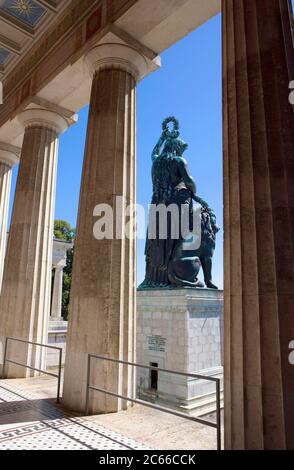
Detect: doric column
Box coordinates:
(0, 144, 20, 291)
(223, 0, 294, 449)
(0, 108, 69, 378)
(51, 265, 64, 320)
(63, 43, 153, 413)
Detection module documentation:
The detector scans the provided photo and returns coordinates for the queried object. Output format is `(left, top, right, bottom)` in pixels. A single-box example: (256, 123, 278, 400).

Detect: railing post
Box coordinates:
(85, 354, 91, 416)
(84, 354, 222, 450)
(1, 337, 8, 379)
(1, 337, 64, 403)
(57, 347, 62, 404)
(216, 378, 221, 450)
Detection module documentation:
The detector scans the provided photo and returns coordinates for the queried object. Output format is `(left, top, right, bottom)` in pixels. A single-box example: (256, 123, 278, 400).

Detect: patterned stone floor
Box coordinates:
(0, 381, 150, 450)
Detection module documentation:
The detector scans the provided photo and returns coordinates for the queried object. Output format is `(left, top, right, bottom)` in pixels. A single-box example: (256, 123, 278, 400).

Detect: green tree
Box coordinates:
(61, 247, 74, 320)
(54, 220, 75, 241)
(53, 220, 75, 320)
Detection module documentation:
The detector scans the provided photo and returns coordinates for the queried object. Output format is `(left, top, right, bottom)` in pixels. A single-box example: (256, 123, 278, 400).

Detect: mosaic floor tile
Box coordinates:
(0, 381, 151, 450)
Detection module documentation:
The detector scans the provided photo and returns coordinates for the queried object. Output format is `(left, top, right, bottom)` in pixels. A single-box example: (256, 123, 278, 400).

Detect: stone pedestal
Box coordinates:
(137, 288, 224, 415)
(223, 0, 294, 449)
(47, 320, 68, 368)
(0, 108, 69, 378)
(0, 144, 20, 292)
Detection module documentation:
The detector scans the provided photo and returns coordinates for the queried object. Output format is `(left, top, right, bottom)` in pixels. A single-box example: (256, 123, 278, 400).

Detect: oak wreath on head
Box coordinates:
(162, 116, 180, 138)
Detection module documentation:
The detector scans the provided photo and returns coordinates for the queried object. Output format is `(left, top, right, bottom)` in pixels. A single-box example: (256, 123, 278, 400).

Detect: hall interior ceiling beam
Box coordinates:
(0, 34, 21, 56)
(35, 0, 58, 12)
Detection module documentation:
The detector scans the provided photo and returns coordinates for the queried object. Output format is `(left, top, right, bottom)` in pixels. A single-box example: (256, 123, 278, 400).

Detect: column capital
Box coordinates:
(0, 142, 20, 168)
(53, 262, 66, 271)
(84, 43, 150, 82)
(17, 108, 69, 136)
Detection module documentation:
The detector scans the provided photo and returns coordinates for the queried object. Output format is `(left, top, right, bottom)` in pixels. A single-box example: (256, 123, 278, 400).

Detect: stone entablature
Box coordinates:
(0, 0, 219, 149)
(0, 0, 141, 131)
(1, 1, 136, 91)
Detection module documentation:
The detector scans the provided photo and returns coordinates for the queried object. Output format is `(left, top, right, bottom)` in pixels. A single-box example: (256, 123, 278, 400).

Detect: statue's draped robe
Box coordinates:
(143, 155, 193, 287)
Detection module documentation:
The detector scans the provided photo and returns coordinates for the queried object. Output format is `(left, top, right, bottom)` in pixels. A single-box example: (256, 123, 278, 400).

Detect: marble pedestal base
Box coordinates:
(137, 288, 224, 415)
(47, 320, 68, 368)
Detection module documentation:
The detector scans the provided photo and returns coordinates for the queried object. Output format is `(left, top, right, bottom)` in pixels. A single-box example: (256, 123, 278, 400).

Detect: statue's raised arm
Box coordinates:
(151, 133, 165, 162)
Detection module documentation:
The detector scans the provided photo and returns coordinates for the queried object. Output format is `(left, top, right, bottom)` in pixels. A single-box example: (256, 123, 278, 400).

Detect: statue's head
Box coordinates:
(161, 116, 188, 157)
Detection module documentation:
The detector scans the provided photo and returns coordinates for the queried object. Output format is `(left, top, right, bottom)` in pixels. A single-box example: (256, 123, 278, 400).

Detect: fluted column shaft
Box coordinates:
(63, 43, 149, 413)
(51, 265, 64, 319)
(0, 164, 12, 292)
(0, 146, 19, 292)
(0, 109, 68, 377)
(223, 0, 294, 449)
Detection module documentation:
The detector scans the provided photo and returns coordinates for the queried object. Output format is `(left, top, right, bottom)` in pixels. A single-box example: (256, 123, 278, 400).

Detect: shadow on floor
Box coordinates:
(0, 382, 147, 450)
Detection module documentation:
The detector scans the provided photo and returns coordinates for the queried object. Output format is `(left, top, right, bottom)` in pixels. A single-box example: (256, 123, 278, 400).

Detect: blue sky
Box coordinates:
(9, 13, 223, 288)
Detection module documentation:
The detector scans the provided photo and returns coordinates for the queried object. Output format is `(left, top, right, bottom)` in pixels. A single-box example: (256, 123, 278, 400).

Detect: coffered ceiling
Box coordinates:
(0, 0, 71, 76)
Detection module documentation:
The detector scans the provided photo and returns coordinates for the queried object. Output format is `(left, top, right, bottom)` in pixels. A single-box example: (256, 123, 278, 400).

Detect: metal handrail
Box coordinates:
(1, 337, 63, 403)
(85, 354, 222, 450)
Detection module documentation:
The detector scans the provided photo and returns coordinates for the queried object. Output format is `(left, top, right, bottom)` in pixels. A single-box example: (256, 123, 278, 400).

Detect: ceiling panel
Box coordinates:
(0, 0, 70, 78)
(0, 17, 29, 42)
(0, 45, 13, 65)
(0, 0, 47, 28)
